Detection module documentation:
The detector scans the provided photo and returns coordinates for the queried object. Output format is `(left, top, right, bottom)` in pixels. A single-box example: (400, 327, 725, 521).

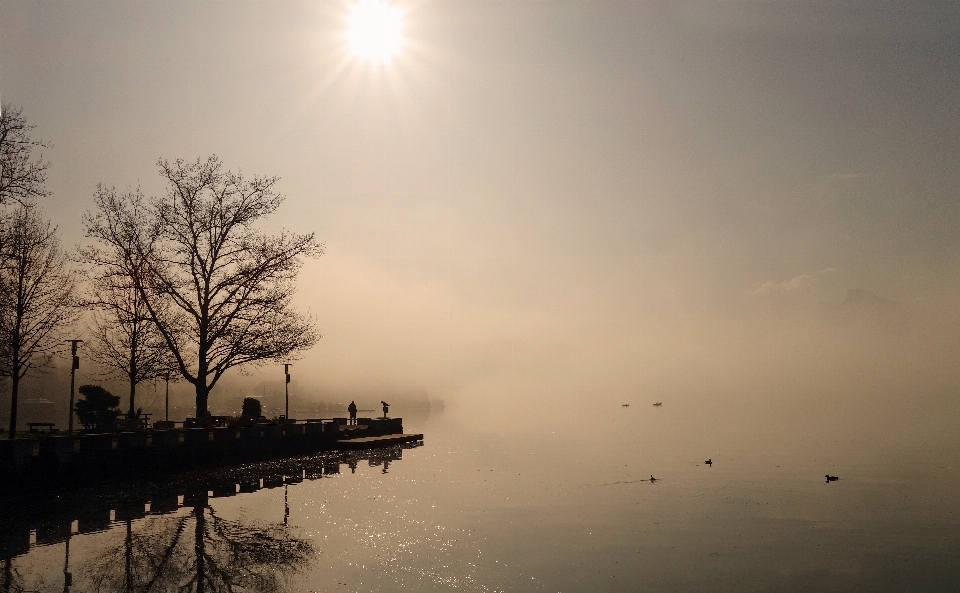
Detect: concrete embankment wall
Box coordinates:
(0, 417, 405, 493)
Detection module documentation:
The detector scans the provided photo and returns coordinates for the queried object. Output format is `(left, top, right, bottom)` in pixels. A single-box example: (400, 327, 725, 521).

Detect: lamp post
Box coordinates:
(164, 372, 171, 423)
(283, 364, 291, 421)
(66, 340, 83, 435)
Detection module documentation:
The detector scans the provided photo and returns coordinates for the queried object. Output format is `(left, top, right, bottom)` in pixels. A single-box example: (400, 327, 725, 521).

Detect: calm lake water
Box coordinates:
(4, 394, 960, 592)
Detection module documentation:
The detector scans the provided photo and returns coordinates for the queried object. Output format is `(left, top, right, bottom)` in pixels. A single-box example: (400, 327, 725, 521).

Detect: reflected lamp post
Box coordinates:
(63, 526, 72, 593)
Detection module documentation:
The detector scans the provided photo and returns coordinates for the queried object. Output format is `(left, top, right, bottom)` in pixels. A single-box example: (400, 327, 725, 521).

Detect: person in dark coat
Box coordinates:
(381, 401, 389, 418)
(348, 401, 357, 425)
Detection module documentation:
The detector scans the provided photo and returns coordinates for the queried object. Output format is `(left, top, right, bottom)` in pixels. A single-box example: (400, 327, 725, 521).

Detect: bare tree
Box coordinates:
(0, 104, 49, 206)
(81, 186, 179, 419)
(86, 156, 322, 418)
(0, 205, 78, 438)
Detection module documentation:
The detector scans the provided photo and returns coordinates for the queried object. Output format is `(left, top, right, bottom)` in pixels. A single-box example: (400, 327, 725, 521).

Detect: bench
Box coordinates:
(27, 422, 55, 432)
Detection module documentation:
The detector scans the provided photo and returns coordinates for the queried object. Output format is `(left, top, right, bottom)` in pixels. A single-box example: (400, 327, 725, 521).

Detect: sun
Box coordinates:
(346, 1, 405, 63)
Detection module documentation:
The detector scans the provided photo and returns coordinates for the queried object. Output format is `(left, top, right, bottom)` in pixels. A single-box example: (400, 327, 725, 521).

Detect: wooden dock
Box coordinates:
(335, 433, 424, 450)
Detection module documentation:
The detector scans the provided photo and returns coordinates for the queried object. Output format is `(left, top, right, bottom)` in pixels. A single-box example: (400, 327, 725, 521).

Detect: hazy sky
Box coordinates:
(2, 1, 959, 411)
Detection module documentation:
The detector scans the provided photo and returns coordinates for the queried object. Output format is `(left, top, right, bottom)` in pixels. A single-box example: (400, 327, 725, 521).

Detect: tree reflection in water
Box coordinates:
(1, 445, 419, 592)
(1, 558, 25, 593)
(84, 497, 313, 592)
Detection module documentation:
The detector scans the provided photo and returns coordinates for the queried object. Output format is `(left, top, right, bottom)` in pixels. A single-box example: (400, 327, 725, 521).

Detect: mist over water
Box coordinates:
(7, 395, 959, 592)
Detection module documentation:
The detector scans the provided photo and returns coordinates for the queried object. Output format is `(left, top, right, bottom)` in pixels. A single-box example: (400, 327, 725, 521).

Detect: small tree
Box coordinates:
(0, 104, 49, 206)
(81, 186, 179, 419)
(0, 205, 79, 438)
(74, 384, 121, 431)
(241, 397, 262, 420)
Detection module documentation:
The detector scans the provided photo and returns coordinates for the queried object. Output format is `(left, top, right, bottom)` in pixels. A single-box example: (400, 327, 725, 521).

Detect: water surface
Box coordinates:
(4, 395, 959, 592)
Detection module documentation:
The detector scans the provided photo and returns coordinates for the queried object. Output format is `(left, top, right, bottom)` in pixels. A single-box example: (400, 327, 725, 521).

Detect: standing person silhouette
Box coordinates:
(348, 401, 357, 425)
(381, 401, 389, 418)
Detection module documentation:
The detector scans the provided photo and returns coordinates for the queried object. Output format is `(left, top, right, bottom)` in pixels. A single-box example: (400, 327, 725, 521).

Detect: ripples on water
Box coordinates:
(3, 397, 960, 592)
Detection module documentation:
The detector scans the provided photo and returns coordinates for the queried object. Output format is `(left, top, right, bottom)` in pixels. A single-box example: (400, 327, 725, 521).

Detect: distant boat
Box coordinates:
(621, 404, 630, 407)
(705, 459, 712, 466)
(825, 475, 839, 482)
(653, 402, 662, 407)
(649, 475, 657, 482)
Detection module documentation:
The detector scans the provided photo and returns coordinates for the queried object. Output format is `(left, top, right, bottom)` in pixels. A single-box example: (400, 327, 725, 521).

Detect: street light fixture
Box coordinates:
(66, 340, 83, 435)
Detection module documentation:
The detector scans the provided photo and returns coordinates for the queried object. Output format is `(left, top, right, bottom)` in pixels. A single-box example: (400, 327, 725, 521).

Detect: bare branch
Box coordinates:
(0, 104, 49, 206)
(0, 205, 79, 437)
(85, 156, 322, 417)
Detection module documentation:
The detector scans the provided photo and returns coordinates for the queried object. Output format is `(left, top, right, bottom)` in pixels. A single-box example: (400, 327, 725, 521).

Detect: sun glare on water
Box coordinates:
(346, 1, 404, 62)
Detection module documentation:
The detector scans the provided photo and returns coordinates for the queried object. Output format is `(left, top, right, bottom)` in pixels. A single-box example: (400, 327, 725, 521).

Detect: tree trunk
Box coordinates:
(128, 351, 137, 419)
(195, 383, 209, 419)
(7, 370, 18, 440)
(128, 380, 137, 420)
(195, 348, 208, 418)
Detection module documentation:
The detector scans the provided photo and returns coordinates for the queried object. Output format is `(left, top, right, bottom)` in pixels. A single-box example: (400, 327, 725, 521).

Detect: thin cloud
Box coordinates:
(751, 274, 818, 297)
(752, 267, 840, 297)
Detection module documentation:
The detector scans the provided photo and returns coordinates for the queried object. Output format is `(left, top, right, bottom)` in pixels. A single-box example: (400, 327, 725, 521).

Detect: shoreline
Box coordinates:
(0, 417, 422, 496)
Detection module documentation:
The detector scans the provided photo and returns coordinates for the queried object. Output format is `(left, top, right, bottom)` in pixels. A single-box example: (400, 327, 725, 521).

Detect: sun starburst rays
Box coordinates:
(346, 1, 405, 63)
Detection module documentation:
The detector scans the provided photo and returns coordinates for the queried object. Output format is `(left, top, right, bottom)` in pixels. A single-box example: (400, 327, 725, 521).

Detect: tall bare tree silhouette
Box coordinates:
(0, 205, 78, 438)
(85, 156, 322, 418)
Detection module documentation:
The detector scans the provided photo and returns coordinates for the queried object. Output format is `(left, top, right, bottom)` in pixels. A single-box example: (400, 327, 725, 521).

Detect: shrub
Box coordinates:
(74, 385, 121, 431)
(241, 397, 262, 420)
